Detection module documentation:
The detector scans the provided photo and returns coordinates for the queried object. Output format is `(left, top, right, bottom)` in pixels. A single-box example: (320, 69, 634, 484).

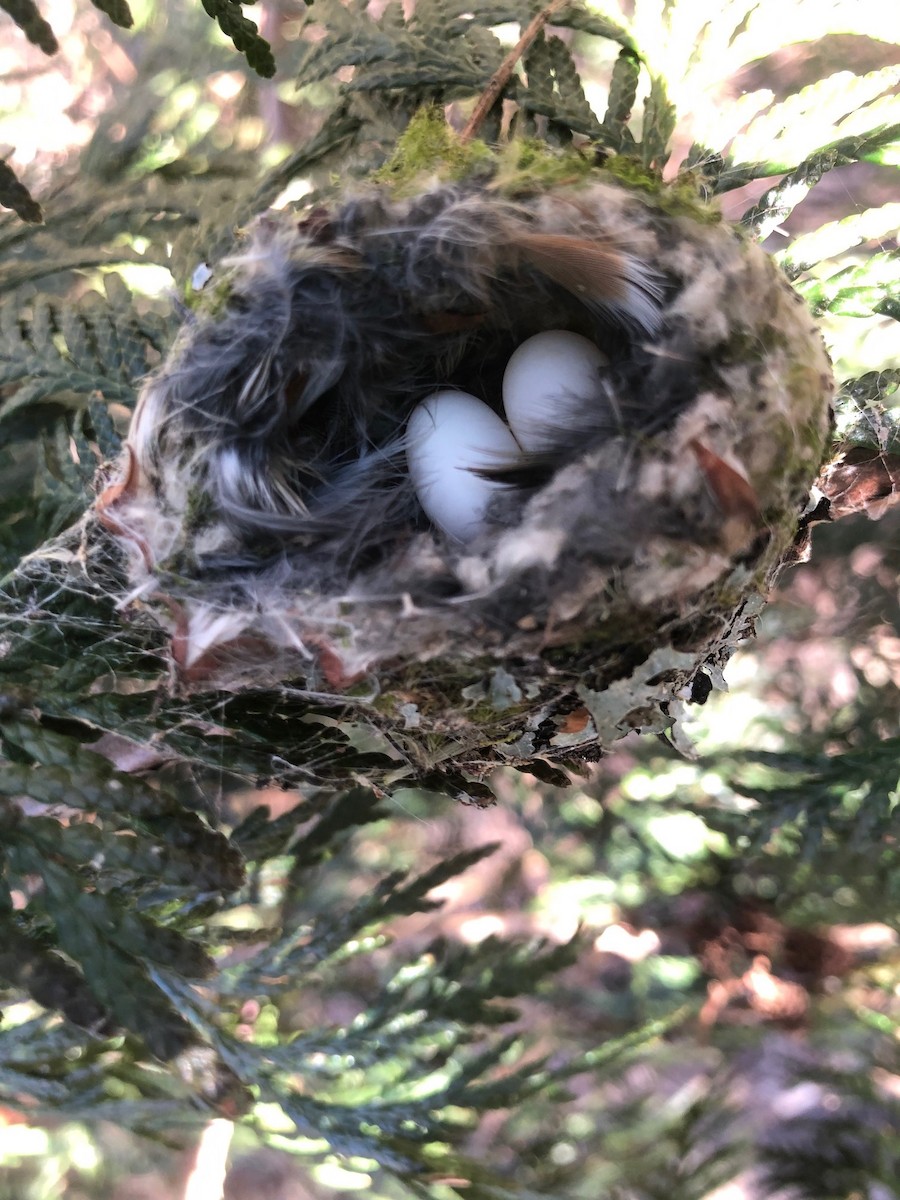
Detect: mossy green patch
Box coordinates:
(718, 323, 789, 367)
(372, 107, 492, 194)
(182, 483, 217, 535)
(184, 273, 235, 319)
(494, 139, 595, 195)
(603, 154, 723, 223)
(602, 153, 664, 192)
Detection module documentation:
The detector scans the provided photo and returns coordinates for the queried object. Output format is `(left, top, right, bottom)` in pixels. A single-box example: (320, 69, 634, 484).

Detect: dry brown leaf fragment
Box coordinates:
(819, 445, 900, 519)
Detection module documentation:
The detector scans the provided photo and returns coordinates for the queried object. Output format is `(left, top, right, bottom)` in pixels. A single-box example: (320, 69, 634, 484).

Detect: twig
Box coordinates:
(459, 0, 570, 144)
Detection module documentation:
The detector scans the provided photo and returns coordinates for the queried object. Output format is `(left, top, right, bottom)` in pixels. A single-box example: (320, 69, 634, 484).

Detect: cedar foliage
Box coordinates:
(0, 2, 898, 1196)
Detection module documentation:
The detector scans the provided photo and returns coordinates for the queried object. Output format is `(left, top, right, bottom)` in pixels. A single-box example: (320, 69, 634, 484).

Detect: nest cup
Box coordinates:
(99, 163, 834, 782)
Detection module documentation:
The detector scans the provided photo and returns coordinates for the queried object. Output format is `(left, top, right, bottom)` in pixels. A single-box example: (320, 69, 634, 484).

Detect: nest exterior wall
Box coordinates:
(98, 165, 834, 784)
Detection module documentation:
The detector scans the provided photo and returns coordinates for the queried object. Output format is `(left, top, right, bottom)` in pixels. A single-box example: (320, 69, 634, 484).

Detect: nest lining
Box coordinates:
(98, 171, 833, 763)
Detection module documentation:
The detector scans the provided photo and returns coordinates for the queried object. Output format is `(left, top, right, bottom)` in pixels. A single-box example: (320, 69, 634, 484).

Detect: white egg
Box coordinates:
(502, 330, 607, 452)
(406, 390, 521, 543)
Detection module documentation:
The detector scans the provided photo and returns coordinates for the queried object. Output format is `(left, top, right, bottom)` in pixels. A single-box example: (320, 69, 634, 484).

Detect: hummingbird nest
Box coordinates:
(98, 150, 833, 783)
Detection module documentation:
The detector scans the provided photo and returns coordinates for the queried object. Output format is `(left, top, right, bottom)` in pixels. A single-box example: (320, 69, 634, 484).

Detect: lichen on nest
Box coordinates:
(96, 130, 834, 781)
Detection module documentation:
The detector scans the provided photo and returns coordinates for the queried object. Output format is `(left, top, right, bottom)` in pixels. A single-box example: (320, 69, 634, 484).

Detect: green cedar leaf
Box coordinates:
(33, 418, 93, 537)
(239, 843, 502, 989)
(0, 1012, 94, 1064)
(340, 24, 502, 95)
(740, 150, 854, 238)
(866, 134, 900, 166)
(0, 288, 148, 433)
(520, 33, 602, 137)
(10, 856, 199, 1059)
(753, 175, 821, 236)
(718, 121, 900, 196)
(295, 0, 634, 142)
(839, 369, 900, 413)
(252, 105, 365, 211)
(0, 245, 146, 296)
(31, 686, 399, 789)
(707, 740, 900, 862)
(0, 753, 159, 818)
(777, 203, 900, 278)
(730, 65, 900, 168)
(0, 0, 58, 53)
(201, 0, 276, 77)
(834, 371, 900, 454)
(15, 812, 226, 899)
(411, 0, 505, 24)
(87, 392, 123, 458)
(0, 718, 245, 890)
(718, 4, 900, 79)
(794, 249, 899, 318)
(295, 0, 402, 89)
(641, 73, 677, 170)
(287, 785, 386, 872)
(568, 1005, 694, 1075)
(0, 718, 103, 771)
(0, 159, 42, 223)
(89, 0, 133, 29)
(521, 32, 556, 113)
(378, 842, 501, 917)
(552, 1, 638, 53)
(542, 31, 600, 135)
(0, 1064, 70, 1102)
(428, 932, 580, 1015)
(0, 916, 114, 1034)
(601, 49, 641, 151)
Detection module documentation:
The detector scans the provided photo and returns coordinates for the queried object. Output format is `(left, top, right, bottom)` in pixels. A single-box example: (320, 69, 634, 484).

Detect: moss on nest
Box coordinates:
(494, 138, 597, 194)
(602, 153, 724, 223)
(372, 105, 492, 191)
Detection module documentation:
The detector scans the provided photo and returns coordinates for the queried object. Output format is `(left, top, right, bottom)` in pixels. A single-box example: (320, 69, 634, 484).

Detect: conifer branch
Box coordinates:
(460, 0, 570, 142)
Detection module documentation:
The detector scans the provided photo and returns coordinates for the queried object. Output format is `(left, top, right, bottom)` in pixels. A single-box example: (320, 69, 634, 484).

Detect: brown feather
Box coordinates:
(689, 439, 761, 523)
(510, 232, 628, 303)
(421, 311, 488, 334)
(690, 438, 763, 554)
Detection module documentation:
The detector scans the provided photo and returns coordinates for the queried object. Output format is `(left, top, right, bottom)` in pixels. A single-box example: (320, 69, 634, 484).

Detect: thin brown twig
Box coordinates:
(459, 0, 570, 144)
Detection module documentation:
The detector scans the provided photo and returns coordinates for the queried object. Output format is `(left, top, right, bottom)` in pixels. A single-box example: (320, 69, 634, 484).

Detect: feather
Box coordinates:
(509, 231, 664, 335)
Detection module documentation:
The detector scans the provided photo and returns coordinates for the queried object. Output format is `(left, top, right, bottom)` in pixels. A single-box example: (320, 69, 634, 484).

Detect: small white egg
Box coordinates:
(502, 330, 607, 452)
(406, 390, 521, 543)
